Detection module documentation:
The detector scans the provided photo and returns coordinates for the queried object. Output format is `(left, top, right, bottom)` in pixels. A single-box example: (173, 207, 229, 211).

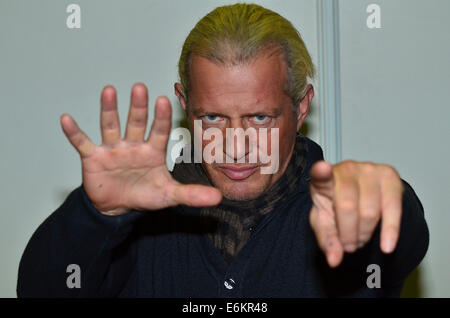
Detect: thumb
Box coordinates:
(167, 182, 223, 207)
(309, 160, 334, 199)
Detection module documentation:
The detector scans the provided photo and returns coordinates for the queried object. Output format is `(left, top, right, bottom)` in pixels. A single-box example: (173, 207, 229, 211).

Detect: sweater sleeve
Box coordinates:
(17, 185, 144, 297)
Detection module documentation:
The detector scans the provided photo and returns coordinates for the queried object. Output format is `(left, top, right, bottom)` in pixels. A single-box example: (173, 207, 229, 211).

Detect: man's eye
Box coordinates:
(252, 115, 269, 123)
(203, 115, 221, 122)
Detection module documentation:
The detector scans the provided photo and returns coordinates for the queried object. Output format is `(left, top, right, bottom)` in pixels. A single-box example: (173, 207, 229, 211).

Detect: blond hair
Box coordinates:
(178, 3, 315, 108)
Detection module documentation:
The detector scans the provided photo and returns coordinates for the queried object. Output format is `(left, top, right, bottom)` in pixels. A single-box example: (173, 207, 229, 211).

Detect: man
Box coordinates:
(17, 3, 428, 297)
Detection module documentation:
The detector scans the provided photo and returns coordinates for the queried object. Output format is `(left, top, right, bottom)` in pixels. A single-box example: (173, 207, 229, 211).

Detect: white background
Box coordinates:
(0, 0, 448, 297)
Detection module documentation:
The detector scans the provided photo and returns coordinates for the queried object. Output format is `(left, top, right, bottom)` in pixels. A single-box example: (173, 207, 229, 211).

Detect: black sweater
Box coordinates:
(17, 138, 429, 297)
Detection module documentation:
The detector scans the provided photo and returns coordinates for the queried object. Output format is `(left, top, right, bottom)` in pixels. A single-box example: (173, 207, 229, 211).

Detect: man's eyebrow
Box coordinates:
(243, 107, 283, 117)
(191, 106, 283, 117)
(191, 105, 227, 116)
(191, 106, 211, 116)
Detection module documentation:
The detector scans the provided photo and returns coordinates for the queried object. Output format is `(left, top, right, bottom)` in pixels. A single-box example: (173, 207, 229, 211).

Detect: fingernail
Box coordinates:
(327, 254, 336, 268)
(358, 242, 364, 249)
(344, 244, 357, 252)
(382, 229, 397, 253)
(382, 239, 395, 253)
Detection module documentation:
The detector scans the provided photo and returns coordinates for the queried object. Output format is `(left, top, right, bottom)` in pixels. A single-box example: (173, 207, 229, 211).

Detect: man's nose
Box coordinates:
(224, 121, 251, 162)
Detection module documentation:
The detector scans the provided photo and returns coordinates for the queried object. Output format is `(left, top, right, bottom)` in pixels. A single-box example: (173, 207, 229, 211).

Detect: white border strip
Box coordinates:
(317, 0, 342, 164)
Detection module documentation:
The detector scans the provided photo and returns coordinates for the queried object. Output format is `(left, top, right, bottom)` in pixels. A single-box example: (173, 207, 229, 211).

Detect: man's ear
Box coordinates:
(296, 84, 314, 131)
(174, 83, 187, 111)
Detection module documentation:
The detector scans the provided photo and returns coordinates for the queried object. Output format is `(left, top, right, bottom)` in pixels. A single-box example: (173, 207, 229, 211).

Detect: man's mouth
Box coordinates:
(218, 164, 259, 181)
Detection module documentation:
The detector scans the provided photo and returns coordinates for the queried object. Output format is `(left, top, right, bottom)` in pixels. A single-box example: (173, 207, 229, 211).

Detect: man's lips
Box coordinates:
(218, 165, 259, 180)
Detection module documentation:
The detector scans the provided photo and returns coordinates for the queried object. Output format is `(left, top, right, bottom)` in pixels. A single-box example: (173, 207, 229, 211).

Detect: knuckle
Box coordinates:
(380, 165, 400, 179)
(336, 180, 358, 199)
(340, 234, 358, 246)
(359, 204, 380, 222)
(338, 230, 357, 246)
(102, 120, 117, 130)
(360, 162, 378, 175)
(358, 233, 372, 246)
(337, 160, 358, 174)
(360, 211, 379, 226)
(131, 115, 147, 128)
(335, 199, 358, 214)
(382, 201, 402, 214)
(73, 134, 85, 148)
(319, 211, 337, 229)
(152, 119, 171, 135)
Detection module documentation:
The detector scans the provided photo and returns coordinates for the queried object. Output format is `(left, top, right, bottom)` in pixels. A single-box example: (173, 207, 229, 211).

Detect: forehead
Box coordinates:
(188, 53, 291, 114)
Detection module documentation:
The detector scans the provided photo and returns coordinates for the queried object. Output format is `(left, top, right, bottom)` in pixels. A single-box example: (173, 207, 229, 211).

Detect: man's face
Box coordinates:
(178, 52, 305, 200)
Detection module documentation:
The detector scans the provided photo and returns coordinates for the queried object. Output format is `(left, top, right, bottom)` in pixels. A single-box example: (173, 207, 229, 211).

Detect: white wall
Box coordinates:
(338, 0, 450, 297)
(0, 0, 319, 297)
(2, 0, 447, 298)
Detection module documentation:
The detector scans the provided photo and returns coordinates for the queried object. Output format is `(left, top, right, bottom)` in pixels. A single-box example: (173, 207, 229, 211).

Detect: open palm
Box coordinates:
(60, 83, 222, 215)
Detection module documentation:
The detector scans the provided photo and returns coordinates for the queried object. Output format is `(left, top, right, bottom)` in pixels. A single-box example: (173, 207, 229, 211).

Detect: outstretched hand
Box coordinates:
(309, 160, 404, 267)
(60, 83, 222, 215)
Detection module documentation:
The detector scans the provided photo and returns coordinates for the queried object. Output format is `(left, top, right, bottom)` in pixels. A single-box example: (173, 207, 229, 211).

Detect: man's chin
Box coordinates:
(221, 191, 259, 201)
(216, 181, 268, 201)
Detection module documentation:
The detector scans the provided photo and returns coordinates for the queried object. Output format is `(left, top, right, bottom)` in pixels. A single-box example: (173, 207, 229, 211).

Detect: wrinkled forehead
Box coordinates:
(187, 54, 291, 115)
